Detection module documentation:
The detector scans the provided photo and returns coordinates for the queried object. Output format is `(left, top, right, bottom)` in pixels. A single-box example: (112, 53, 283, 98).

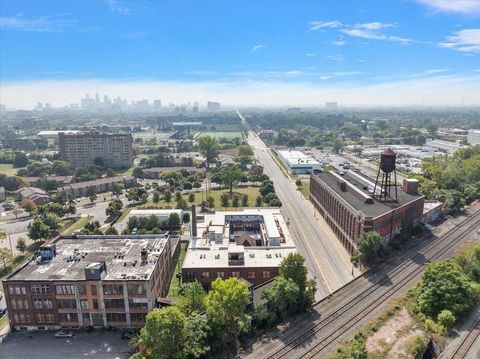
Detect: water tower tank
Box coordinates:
(380, 148, 396, 173)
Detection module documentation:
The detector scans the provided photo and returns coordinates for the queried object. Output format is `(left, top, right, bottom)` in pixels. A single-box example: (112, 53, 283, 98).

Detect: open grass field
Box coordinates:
(60, 216, 93, 236)
(300, 179, 310, 200)
(200, 131, 242, 139)
(0, 164, 17, 176)
(167, 241, 188, 298)
(140, 185, 263, 210)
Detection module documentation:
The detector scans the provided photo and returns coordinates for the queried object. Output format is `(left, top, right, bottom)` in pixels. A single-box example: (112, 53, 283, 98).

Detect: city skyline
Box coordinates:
(1, 0, 480, 108)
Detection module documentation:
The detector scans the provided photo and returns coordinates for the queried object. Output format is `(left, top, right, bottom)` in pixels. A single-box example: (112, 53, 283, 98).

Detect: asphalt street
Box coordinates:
(247, 131, 357, 298)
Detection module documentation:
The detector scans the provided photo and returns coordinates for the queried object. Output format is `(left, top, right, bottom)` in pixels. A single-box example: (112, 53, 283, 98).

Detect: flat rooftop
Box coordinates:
(7, 235, 172, 282)
(278, 150, 320, 165)
(312, 170, 424, 219)
(184, 208, 296, 269)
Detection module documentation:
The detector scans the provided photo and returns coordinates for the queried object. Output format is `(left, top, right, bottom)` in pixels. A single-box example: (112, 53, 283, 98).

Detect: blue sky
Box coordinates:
(1, 0, 479, 108)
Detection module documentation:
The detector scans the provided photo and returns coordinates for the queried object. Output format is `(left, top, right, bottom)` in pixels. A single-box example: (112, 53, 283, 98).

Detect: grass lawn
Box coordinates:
(139, 186, 263, 210)
(123, 167, 134, 176)
(200, 131, 242, 139)
(300, 179, 310, 199)
(167, 241, 188, 298)
(117, 207, 132, 222)
(0, 164, 17, 176)
(60, 216, 93, 236)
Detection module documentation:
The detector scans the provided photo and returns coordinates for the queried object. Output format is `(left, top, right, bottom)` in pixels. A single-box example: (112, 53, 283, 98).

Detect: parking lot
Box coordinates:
(1, 330, 133, 359)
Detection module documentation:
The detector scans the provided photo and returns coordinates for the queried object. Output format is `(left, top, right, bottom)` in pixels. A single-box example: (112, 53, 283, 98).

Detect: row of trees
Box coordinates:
(125, 213, 182, 234)
(407, 245, 480, 335)
(131, 253, 314, 358)
(415, 145, 480, 215)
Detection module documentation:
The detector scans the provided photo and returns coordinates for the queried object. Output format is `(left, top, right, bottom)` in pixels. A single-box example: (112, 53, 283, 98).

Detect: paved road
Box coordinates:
(247, 131, 357, 297)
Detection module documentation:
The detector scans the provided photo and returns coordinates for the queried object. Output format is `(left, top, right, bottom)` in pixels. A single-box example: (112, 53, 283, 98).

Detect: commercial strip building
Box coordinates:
(467, 130, 480, 146)
(182, 208, 296, 287)
(2, 234, 180, 331)
(277, 150, 322, 174)
(128, 209, 184, 222)
(58, 175, 136, 197)
(37, 130, 82, 140)
(59, 129, 134, 168)
(310, 169, 425, 256)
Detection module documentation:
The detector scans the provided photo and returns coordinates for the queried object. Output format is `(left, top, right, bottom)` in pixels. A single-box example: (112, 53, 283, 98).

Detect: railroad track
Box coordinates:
(266, 209, 480, 359)
(451, 318, 480, 359)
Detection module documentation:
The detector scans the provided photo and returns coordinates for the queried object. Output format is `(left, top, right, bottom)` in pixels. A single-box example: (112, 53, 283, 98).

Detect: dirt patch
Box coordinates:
(367, 308, 427, 358)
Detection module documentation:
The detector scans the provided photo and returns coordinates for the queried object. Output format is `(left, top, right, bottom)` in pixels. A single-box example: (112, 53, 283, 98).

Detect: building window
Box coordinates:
(35, 313, 55, 324)
(77, 285, 86, 296)
(33, 299, 52, 309)
(128, 299, 148, 309)
(9, 285, 26, 296)
(130, 313, 147, 323)
(59, 313, 78, 323)
(93, 299, 99, 310)
(201, 272, 210, 278)
(104, 299, 125, 309)
(262, 271, 270, 278)
(106, 313, 126, 323)
(247, 272, 255, 279)
(56, 284, 75, 295)
(91, 285, 97, 295)
(31, 284, 49, 295)
(127, 282, 147, 296)
(216, 272, 225, 278)
(103, 284, 123, 295)
(57, 299, 77, 309)
(231, 271, 240, 278)
(80, 300, 89, 310)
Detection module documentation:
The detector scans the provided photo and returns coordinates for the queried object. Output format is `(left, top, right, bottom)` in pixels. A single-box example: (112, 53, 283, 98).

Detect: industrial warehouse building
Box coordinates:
(182, 208, 296, 287)
(310, 149, 425, 256)
(2, 235, 179, 330)
(277, 150, 322, 174)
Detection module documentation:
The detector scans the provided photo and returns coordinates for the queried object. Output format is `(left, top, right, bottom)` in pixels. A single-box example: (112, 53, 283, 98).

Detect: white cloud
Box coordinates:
(305, 53, 316, 57)
(424, 68, 448, 74)
(0, 14, 77, 32)
(440, 29, 480, 53)
(251, 44, 267, 52)
(1, 75, 479, 108)
(308, 21, 342, 31)
(418, 0, 480, 14)
(341, 22, 410, 44)
(333, 39, 346, 46)
(105, 0, 130, 15)
(326, 55, 344, 61)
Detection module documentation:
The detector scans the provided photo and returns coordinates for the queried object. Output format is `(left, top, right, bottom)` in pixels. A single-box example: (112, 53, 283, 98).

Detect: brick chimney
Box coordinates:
(403, 179, 419, 195)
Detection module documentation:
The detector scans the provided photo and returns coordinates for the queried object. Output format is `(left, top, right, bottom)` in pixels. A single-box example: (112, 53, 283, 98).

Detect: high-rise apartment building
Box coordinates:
(59, 129, 134, 168)
(207, 101, 221, 111)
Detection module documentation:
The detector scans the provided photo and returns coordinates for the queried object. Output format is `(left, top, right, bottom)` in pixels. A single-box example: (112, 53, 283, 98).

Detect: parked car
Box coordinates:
(131, 227, 138, 235)
(55, 330, 74, 338)
(2, 203, 14, 210)
(121, 329, 138, 340)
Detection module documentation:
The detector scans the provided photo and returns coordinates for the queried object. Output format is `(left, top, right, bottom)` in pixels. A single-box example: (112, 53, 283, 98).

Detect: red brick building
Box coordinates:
(310, 170, 424, 255)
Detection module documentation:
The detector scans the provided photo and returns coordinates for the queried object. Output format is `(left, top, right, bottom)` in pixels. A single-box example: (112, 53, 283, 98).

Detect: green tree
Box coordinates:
(220, 164, 243, 193)
(437, 309, 456, 329)
(16, 237, 27, 253)
(86, 186, 97, 204)
(168, 213, 181, 229)
(42, 212, 60, 232)
(197, 136, 218, 169)
(220, 193, 230, 207)
(21, 198, 37, 215)
(426, 121, 438, 139)
(93, 157, 104, 167)
(152, 191, 160, 207)
(64, 204, 76, 218)
(207, 196, 215, 208)
(205, 277, 251, 344)
(106, 199, 123, 217)
(263, 276, 300, 315)
(132, 167, 144, 180)
(13, 152, 29, 168)
(112, 183, 124, 198)
(238, 144, 253, 156)
(352, 231, 381, 267)
(133, 306, 209, 359)
(255, 195, 263, 206)
(182, 212, 190, 223)
(295, 179, 302, 189)
(176, 198, 188, 210)
(164, 190, 172, 204)
(232, 194, 240, 207)
(242, 194, 248, 207)
(188, 193, 195, 203)
(410, 260, 477, 318)
(105, 226, 119, 235)
(28, 218, 50, 241)
(177, 281, 206, 314)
